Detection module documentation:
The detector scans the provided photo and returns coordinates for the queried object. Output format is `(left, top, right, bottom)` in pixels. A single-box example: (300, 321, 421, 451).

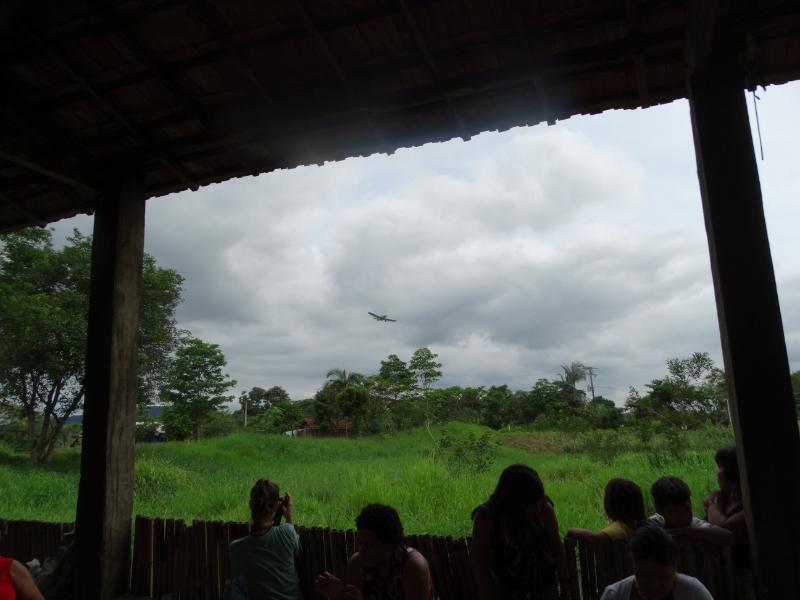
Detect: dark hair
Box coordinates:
(475, 464, 546, 520)
(650, 476, 691, 511)
(250, 479, 280, 525)
(356, 504, 404, 546)
(604, 478, 646, 529)
(715, 446, 740, 485)
(631, 525, 678, 566)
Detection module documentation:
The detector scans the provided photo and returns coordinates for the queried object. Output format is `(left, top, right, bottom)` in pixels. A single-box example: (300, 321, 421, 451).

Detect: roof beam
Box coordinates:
(686, 0, 720, 74)
(15, 20, 198, 190)
(0, 192, 47, 228)
(291, 0, 388, 150)
(625, 0, 650, 106)
(397, 0, 471, 140)
(0, 149, 98, 194)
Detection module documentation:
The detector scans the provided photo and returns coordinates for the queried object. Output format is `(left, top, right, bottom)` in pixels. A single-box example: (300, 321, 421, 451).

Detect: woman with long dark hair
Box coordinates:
(471, 464, 571, 600)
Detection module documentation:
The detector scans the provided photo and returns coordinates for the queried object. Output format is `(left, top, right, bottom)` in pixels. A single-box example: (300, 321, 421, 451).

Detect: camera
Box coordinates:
(273, 495, 289, 526)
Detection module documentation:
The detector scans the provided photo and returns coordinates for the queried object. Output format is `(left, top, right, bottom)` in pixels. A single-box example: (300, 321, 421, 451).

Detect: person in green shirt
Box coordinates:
(229, 479, 303, 600)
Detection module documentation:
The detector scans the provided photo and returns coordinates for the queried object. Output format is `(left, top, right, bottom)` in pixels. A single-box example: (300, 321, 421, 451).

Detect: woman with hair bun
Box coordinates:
(229, 479, 303, 599)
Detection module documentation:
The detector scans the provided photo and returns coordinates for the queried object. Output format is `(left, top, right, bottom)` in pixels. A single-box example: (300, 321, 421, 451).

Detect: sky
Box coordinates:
(50, 81, 800, 404)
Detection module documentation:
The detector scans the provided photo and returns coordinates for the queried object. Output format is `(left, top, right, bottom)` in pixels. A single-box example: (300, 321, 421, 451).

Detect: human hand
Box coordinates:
(284, 493, 294, 523)
(341, 584, 364, 600)
(314, 571, 343, 598)
(704, 491, 719, 511)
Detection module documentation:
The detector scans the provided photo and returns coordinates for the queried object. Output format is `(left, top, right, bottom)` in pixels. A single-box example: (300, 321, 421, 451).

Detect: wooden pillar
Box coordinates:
(73, 172, 145, 599)
(688, 39, 800, 598)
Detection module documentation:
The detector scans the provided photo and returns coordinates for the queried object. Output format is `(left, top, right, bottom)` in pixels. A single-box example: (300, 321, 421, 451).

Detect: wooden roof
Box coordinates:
(2, 0, 800, 232)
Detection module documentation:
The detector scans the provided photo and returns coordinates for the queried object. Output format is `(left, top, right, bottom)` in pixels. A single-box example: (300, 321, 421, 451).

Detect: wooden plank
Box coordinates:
(72, 171, 145, 599)
(687, 30, 800, 600)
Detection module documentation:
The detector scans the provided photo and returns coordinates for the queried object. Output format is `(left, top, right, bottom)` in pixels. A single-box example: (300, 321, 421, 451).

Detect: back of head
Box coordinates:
(604, 478, 646, 528)
(650, 476, 691, 512)
(715, 446, 740, 485)
(356, 504, 404, 546)
(250, 479, 280, 525)
(485, 464, 545, 519)
(631, 525, 678, 566)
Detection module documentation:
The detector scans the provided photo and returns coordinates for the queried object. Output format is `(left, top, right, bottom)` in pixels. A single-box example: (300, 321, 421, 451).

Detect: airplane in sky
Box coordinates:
(368, 311, 396, 322)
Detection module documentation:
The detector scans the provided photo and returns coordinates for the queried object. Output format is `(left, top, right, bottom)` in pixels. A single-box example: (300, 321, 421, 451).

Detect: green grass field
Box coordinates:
(0, 423, 726, 538)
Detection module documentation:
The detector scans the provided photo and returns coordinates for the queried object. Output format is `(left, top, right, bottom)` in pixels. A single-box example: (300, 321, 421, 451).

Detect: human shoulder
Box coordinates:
(404, 547, 430, 574)
(674, 573, 713, 599)
(647, 514, 666, 527)
(600, 575, 634, 599)
(601, 521, 632, 541)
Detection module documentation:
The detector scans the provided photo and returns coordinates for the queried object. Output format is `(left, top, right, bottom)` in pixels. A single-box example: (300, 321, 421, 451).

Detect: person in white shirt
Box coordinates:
(647, 476, 734, 546)
(601, 525, 713, 600)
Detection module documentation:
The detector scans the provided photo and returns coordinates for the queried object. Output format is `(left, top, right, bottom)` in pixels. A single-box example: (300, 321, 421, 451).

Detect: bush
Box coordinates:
(161, 406, 194, 441)
(136, 420, 160, 443)
(433, 431, 497, 476)
(201, 411, 240, 438)
(563, 429, 634, 464)
(134, 455, 191, 501)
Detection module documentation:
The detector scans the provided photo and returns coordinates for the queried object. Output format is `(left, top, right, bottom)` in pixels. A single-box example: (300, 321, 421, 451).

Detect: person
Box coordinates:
(600, 525, 712, 599)
(647, 476, 734, 545)
(705, 446, 754, 599)
(229, 479, 303, 600)
(567, 478, 646, 543)
(314, 503, 435, 600)
(471, 464, 571, 600)
(0, 556, 45, 600)
(704, 447, 748, 562)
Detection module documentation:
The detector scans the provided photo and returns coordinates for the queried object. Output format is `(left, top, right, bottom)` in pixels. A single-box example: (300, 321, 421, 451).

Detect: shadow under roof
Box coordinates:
(2, 0, 800, 232)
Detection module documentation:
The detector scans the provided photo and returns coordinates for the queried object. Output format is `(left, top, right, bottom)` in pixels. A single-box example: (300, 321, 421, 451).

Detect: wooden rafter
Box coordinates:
(397, 0, 471, 140)
(15, 20, 197, 189)
(0, 149, 97, 194)
(291, 0, 389, 150)
(0, 192, 47, 228)
(625, 0, 650, 106)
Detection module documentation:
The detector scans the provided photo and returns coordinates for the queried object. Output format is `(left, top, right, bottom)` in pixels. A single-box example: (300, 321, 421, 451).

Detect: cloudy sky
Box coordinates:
(51, 81, 800, 403)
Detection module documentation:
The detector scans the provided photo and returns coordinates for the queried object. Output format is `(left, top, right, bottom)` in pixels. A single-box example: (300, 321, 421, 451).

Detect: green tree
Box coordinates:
(558, 362, 587, 410)
(523, 378, 567, 423)
(480, 385, 518, 430)
(238, 385, 291, 421)
(0, 228, 183, 462)
(161, 338, 236, 440)
(409, 348, 443, 392)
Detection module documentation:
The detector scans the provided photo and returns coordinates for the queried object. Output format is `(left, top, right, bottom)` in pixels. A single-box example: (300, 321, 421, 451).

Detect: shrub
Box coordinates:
(136, 420, 160, 443)
(134, 456, 191, 501)
(563, 429, 633, 464)
(201, 411, 240, 438)
(161, 406, 194, 441)
(433, 431, 497, 476)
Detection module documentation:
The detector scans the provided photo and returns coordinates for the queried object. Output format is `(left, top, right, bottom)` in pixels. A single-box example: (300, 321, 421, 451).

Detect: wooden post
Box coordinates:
(688, 37, 800, 598)
(73, 172, 146, 599)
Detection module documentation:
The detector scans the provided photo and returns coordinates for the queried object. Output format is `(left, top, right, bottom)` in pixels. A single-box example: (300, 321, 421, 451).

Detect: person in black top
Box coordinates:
(471, 464, 571, 600)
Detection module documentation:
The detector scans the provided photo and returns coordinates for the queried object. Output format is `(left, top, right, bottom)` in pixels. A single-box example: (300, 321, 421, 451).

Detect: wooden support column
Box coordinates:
(73, 172, 146, 600)
(688, 39, 800, 599)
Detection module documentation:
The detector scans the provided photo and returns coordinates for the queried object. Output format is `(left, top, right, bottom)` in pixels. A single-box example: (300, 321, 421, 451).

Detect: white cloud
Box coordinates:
(45, 82, 800, 403)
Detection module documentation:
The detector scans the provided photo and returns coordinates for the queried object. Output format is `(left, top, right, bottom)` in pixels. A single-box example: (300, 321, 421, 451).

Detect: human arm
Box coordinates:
(470, 511, 497, 600)
(668, 523, 735, 546)
(706, 498, 748, 542)
(566, 528, 612, 545)
(537, 501, 572, 600)
(10, 560, 45, 600)
(403, 550, 433, 600)
(283, 493, 294, 524)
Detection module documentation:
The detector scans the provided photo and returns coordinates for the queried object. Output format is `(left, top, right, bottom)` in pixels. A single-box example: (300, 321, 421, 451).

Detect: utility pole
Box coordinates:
(585, 366, 597, 401)
(243, 392, 248, 428)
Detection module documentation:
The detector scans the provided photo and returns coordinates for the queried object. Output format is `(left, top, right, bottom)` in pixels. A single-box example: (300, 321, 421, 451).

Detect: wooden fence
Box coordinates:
(0, 519, 74, 564)
(0, 518, 737, 599)
(129, 517, 478, 600)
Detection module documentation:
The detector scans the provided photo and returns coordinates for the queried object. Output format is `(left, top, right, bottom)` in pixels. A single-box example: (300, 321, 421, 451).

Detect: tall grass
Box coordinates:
(0, 423, 724, 538)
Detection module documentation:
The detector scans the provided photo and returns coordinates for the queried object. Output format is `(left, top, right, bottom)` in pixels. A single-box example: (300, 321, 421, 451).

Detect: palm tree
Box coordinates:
(559, 362, 587, 408)
(325, 368, 365, 392)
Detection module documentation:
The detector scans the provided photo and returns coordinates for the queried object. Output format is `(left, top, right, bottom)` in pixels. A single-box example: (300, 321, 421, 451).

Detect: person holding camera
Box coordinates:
(229, 479, 303, 600)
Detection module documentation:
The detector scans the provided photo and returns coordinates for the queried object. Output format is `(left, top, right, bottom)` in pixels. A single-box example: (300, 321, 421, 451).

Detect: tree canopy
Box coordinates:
(0, 228, 183, 461)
